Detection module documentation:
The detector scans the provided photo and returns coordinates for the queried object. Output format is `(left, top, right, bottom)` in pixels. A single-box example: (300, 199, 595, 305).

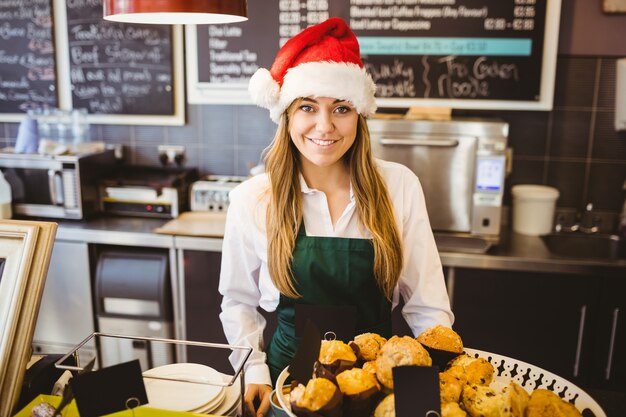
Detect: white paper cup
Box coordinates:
(512, 185, 560, 236)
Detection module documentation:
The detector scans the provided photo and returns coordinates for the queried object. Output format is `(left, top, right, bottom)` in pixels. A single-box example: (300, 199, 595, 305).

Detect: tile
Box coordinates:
(200, 105, 236, 146)
(592, 111, 626, 160)
(597, 58, 617, 109)
(553, 57, 598, 108)
(235, 105, 277, 146)
(6, 123, 19, 142)
(100, 125, 132, 145)
(587, 162, 626, 212)
(503, 158, 546, 206)
(235, 146, 267, 176)
(202, 146, 235, 175)
(166, 105, 201, 145)
(549, 110, 592, 158)
(499, 111, 550, 157)
(133, 125, 165, 144)
(179, 144, 203, 173)
(546, 160, 587, 209)
(131, 145, 161, 166)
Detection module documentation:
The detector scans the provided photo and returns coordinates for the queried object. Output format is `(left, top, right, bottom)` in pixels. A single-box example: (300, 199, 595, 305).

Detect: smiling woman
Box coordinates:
(0, 220, 57, 416)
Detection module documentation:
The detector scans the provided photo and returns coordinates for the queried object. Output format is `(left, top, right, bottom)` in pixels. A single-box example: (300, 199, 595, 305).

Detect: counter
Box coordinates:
(54, 215, 626, 277)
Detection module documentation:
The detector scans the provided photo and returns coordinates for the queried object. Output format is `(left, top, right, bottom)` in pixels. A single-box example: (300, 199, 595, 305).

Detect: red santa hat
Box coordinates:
(248, 17, 377, 123)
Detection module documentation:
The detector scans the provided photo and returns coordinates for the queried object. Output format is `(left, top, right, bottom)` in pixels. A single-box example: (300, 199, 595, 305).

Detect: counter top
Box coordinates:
(54, 215, 626, 277)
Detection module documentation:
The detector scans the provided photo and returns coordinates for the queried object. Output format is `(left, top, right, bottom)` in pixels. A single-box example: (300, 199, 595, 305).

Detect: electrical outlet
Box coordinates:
(158, 145, 185, 166)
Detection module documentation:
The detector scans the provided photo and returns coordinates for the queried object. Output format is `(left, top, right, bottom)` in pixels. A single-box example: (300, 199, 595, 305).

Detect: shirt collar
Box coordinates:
(298, 173, 355, 200)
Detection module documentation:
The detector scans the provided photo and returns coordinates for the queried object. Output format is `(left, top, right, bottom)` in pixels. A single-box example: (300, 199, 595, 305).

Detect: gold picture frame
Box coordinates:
(0, 220, 57, 416)
(603, 0, 626, 13)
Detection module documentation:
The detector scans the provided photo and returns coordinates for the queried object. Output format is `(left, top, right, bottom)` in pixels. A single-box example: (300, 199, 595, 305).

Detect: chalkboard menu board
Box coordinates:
(0, 0, 57, 113)
(187, 0, 561, 110)
(0, 0, 184, 125)
(65, 1, 175, 116)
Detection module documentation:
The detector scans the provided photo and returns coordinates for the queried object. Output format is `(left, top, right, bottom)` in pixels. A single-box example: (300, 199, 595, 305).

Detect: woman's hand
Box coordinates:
(244, 383, 272, 417)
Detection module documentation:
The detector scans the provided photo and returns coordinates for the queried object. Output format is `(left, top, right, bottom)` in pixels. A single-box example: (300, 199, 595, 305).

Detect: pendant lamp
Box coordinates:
(103, 0, 248, 25)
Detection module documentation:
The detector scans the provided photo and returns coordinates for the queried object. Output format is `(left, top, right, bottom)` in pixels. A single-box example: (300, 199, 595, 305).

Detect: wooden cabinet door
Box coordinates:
(451, 268, 600, 386)
(591, 277, 626, 391)
(182, 250, 233, 373)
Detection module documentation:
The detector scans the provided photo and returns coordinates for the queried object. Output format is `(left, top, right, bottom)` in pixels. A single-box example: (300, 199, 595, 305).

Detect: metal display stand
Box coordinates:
(55, 332, 252, 416)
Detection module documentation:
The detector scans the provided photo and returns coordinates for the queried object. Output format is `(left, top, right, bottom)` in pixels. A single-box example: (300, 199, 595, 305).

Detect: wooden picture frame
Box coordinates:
(0, 220, 57, 416)
(603, 0, 626, 13)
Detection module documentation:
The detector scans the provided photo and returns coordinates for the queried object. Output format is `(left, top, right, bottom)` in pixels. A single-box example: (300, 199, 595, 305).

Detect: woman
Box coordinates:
(219, 17, 453, 417)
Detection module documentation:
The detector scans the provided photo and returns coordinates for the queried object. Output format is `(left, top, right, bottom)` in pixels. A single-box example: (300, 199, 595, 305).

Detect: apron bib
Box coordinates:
(266, 223, 392, 383)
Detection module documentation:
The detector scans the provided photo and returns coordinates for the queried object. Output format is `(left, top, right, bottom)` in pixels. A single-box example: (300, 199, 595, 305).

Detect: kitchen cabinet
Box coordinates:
(175, 238, 277, 375)
(449, 267, 626, 390)
(32, 241, 96, 359)
(590, 277, 626, 391)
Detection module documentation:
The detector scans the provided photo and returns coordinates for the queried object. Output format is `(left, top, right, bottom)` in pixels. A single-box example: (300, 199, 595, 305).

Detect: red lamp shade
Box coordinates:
(103, 0, 248, 24)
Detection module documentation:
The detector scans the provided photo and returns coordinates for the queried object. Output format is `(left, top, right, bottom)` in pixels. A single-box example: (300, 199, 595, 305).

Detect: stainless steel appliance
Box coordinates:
(190, 175, 246, 212)
(0, 149, 115, 219)
(99, 166, 198, 218)
(94, 247, 175, 369)
(368, 118, 508, 250)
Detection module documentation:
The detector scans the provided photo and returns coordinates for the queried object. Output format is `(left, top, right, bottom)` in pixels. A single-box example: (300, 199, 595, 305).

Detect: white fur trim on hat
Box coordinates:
(266, 62, 377, 123)
(249, 68, 280, 111)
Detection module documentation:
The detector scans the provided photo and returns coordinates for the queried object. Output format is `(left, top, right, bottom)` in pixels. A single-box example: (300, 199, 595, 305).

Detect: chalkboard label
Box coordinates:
(0, 0, 57, 113)
(65, 0, 175, 115)
(193, 0, 553, 105)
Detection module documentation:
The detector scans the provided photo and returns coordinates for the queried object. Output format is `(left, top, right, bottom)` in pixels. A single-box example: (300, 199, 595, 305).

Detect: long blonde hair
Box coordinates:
(264, 100, 403, 300)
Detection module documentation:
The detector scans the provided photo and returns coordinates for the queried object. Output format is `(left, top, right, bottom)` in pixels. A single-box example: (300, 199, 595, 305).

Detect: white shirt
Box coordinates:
(218, 159, 453, 386)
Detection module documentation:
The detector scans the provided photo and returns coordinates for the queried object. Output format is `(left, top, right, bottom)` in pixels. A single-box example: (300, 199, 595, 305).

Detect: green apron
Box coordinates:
(266, 223, 392, 384)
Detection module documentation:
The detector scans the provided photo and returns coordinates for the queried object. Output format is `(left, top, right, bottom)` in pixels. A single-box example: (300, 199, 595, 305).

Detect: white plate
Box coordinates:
(143, 363, 225, 412)
(276, 348, 607, 417)
(210, 372, 242, 416)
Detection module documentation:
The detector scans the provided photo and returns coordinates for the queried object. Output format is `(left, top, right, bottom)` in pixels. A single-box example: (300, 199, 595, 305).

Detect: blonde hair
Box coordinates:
(264, 100, 403, 299)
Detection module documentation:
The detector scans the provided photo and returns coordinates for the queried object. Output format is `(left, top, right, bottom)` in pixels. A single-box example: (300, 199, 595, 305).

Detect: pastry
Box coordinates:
(417, 325, 464, 354)
(461, 384, 504, 417)
(319, 340, 357, 374)
(350, 332, 387, 361)
(441, 402, 468, 417)
(362, 360, 377, 375)
(440, 372, 463, 403)
(526, 389, 582, 417)
(373, 393, 395, 417)
(445, 354, 494, 385)
(290, 377, 343, 417)
(501, 381, 530, 417)
(375, 335, 432, 390)
(336, 367, 381, 417)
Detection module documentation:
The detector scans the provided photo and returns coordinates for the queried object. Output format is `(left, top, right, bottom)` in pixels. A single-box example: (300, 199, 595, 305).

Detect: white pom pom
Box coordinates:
(248, 68, 280, 109)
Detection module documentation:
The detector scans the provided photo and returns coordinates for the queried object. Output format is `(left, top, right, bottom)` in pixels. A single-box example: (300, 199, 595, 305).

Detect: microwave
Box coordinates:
(0, 149, 116, 220)
(368, 118, 509, 247)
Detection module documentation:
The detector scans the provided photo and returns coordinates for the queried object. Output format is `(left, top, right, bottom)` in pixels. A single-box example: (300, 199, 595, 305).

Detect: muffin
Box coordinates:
(440, 372, 463, 403)
(290, 377, 343, 417)
(441, 402, 468, 417)
(461, 384, 504, 417)
(373, 393, 395, 417)
(501, 381, 530, 417)
(362, 360, 377, 375)
(526, 389, 582, 417)
(350, 332, 387, 362)
(417, 325, 464, 354)
(336, 368, 382, 417)
(319, 340, 357, 374)
(375, 335, 432, 390)
(445, 354, 495, 386)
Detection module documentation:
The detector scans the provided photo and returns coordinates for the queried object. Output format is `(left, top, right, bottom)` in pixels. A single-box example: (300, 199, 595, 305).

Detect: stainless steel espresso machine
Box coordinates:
(368, 118, 509, 252)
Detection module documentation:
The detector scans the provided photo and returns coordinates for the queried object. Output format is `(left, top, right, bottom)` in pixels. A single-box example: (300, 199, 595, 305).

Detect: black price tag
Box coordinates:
(393, 366, 440, 417)
(294, 304, 356, 341)
(288, 319, 321, 384)
(71, 359, 147, 417)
